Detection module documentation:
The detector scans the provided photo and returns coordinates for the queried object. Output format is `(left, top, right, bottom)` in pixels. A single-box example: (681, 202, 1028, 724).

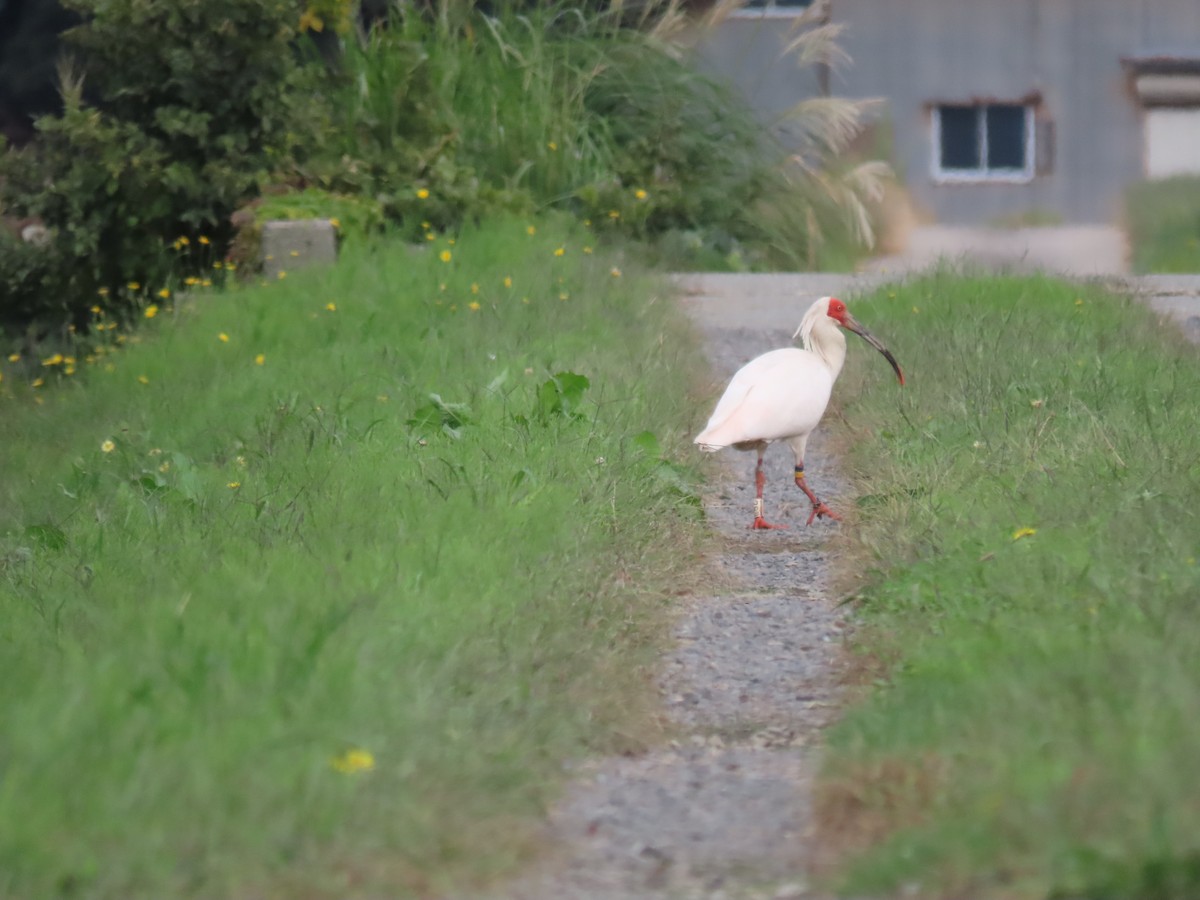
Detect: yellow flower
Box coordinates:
(503, 276, 512, 288)
(138, 374, 150, 385)
(610, 267, 622, 277)
(127, 281, 141, 291)
(148, 448, 162, 457)
(236, 455, 247, 468)
(583, 246, 593, 254)
(277, 271, 287, 280)
(468, 301, 481, 312)
(547, 141, 558, 151)
(559, 292, 569, 301)
(91, 304, 103, 315)
(329, 217, 340, 230)
(42, 353, 64, 366)
(330, 748, 375, 774)
(416, 188, 430, 199)
(199, 235, 210, 245)
(425, 232, 436, 242)
(185, 276, 200, 286)
(1012, 527, 1037, 541)
(101, 439, 115, 453)
(526, 225, 536, 236)
(255, 354, 265, 366)
(145, 304, 159, 318)
(227, 481, 241, 489)
(64, 366, 75, 376)
(32, 377, 44, 388)
(201, 279, 212, 287)
(177, 236, 189, 246)
(289, 250, 300, 257)
(7, 353, 19, 362)
(97, 287, 109, 297)
(159, 287, 171, 298)
(439, 250, 452, 263)
(298, 9, 324, 31)
(218, 332, 230, 343)
(553, 247, 565, 257)
(608, 210, 620, 219)
(159, 461, 171, 473)
(470, 283, 480, 294)
(325, 302, 337, 312)
(635, 188, 648, 200)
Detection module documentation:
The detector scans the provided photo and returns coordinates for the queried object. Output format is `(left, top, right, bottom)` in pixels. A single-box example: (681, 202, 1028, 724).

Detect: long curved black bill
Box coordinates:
(843, 313, 905, 386)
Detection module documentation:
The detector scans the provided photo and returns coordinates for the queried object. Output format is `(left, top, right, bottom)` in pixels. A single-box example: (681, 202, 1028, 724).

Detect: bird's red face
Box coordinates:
(825, 297, 848, 325)
(824, 296, 906, 386)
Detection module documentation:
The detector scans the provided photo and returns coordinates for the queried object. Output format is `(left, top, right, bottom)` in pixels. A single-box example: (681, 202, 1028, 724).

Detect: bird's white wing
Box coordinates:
(694, 348, 832, 450)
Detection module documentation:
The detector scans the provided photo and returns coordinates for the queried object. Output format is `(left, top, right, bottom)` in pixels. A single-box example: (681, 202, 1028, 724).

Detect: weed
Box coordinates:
(820, 273, 1200, 899)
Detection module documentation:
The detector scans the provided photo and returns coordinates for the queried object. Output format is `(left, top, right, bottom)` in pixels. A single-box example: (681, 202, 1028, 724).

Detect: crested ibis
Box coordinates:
(694, 296, 904, 529)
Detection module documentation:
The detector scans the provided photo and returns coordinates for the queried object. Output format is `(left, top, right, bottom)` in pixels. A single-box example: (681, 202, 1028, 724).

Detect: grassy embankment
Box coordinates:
(1126, 175, 1200, 273)
(821, 273, 1200, 899)
(0, 219, 705, 898)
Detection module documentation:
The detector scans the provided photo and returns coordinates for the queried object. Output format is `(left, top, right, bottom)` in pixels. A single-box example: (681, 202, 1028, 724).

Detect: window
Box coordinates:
(733, 0, 813, 17)
(932, 103, 1035, 182)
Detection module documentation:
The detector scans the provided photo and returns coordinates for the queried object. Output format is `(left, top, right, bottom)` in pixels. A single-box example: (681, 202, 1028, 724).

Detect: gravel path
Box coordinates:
(479, 281, 862, 900)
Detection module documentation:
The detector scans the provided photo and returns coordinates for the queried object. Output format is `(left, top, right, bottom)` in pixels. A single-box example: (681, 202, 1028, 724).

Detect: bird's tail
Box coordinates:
(693, 427, 727, 452)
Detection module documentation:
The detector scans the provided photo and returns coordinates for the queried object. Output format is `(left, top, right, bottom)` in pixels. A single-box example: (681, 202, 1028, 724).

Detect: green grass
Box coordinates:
(0, 218, 705, 898)
(819, 273, 1200, 900)
(1125, 176, 1200, 273)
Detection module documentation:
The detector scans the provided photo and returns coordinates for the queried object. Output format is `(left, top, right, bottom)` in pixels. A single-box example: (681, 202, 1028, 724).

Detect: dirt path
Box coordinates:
(474, 277, 871, 900)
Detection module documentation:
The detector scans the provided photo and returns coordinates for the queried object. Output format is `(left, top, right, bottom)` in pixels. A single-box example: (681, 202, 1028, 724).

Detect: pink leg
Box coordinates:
(751, 447, 786, 530)
(795, 464, 840, 525)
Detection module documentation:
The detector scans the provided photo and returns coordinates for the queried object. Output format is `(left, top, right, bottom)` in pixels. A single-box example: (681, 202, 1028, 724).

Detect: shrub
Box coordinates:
(0, 0, 308, 332)
(301, 0, 886, 270)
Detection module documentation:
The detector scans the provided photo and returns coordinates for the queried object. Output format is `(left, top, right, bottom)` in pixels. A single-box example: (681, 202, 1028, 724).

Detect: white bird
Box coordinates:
(695, 296, 904, 529)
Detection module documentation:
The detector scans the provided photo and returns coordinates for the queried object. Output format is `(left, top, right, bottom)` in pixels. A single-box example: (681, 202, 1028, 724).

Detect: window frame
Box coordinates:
(931, 103, 1036, 184)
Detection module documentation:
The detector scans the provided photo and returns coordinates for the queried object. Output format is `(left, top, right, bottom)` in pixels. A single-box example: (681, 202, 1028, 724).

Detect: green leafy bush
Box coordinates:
(302, 1, 885, 270)
(0, 0, 307, 332)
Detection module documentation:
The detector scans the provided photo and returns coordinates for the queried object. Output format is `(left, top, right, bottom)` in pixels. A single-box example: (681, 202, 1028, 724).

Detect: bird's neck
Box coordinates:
(807, 321, 847, 381)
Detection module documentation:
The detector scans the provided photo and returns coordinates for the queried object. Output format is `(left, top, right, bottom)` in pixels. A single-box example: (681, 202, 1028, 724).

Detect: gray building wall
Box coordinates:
(699, 0, 1200, 225)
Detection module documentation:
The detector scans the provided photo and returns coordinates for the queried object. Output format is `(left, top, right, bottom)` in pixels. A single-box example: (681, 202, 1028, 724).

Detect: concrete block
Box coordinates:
(260, 219, 338, 279)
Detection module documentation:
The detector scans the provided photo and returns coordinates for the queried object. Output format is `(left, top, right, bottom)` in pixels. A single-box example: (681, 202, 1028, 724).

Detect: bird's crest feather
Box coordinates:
(792, 296, 831, 351)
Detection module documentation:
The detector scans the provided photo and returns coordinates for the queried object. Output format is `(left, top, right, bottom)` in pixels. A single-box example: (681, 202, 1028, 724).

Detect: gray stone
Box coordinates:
(259, 219, 337, 279)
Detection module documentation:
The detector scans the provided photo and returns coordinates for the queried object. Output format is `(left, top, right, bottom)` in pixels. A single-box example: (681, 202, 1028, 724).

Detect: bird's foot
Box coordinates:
(750, 516, 787, 530)
(806, 502, 841, 526)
